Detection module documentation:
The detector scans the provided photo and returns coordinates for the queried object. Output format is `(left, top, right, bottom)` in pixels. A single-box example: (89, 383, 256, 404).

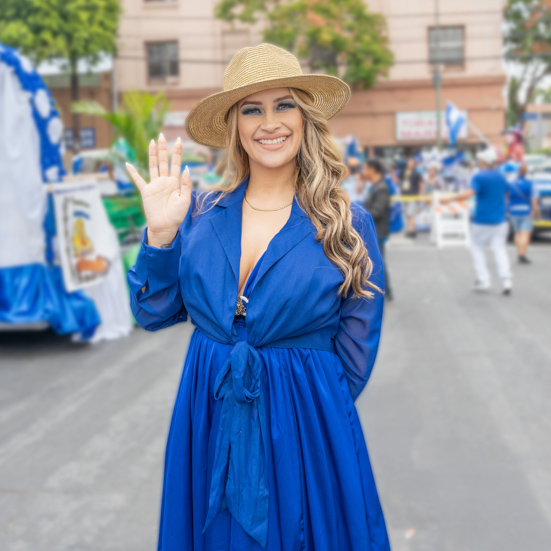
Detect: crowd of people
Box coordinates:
(342, 145, 541, 300)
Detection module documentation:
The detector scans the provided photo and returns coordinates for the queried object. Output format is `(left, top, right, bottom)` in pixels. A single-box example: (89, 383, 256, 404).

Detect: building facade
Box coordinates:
(116, 0, 506, 151)
(43, 71, 114, 152)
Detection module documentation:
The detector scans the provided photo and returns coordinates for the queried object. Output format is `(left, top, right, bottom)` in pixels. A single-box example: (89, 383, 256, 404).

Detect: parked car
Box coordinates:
(531, 170, 551, 234)
(525, 154, 549, 174)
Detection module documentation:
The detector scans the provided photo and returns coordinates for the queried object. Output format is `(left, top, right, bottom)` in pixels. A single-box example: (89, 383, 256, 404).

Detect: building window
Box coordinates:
(146, 42, 179, 79)
(428, 26, 464, 65)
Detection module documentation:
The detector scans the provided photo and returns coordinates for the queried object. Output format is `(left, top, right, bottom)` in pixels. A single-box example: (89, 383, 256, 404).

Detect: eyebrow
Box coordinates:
(239, 95, 294, 108)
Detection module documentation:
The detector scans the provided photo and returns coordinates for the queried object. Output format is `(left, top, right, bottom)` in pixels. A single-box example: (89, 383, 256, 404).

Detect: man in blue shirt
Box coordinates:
(508, 163, 538, 264)
(441, 147, 512, 295)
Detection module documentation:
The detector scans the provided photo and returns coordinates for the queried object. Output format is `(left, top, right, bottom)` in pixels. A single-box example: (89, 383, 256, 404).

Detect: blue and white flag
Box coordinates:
(446, 101, 466, 146)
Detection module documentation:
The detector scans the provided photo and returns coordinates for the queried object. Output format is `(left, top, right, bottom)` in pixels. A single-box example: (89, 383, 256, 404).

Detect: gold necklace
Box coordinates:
(244, 192, 293, 212)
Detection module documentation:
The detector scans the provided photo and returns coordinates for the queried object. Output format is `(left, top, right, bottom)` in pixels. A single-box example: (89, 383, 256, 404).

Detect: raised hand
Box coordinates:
(126, 134, 192, 248)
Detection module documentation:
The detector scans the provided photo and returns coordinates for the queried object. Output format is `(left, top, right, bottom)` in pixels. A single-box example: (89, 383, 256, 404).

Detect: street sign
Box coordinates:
(522, 112, 551, 120)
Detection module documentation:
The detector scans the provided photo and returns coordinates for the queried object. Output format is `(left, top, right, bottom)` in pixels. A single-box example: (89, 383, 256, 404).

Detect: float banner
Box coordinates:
(51, 181, 119, 293)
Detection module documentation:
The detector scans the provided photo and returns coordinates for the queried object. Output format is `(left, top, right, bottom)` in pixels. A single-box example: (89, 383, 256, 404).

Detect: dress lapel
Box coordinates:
(249, 197, 312, 297)
(209, 179, 247, 285)
(209, 178, 313, 297)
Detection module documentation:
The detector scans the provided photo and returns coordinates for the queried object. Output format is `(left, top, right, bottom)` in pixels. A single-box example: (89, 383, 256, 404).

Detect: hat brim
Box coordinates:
(185, 74, 351, 149)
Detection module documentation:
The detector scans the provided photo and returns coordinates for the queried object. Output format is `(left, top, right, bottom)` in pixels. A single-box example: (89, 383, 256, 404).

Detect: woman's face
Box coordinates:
(236, 87, 303, 170)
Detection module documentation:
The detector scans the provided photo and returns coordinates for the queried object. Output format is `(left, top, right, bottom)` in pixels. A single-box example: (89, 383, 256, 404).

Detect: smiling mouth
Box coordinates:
(256, 135, 289, 145)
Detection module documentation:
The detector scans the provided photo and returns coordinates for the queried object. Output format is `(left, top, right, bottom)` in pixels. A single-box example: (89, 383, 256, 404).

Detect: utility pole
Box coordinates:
(434, 0, 442, 151)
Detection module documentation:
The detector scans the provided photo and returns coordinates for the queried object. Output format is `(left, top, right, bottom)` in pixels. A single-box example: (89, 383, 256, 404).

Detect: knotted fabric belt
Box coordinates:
(202, 340, 269, 548)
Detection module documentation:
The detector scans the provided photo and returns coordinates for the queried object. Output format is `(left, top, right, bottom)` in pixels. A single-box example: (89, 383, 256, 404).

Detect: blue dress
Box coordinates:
(128, 178, 390, 551)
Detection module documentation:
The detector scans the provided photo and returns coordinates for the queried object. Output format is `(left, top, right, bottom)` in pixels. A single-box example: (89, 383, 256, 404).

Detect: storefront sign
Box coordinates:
(396, 110, 468, 142)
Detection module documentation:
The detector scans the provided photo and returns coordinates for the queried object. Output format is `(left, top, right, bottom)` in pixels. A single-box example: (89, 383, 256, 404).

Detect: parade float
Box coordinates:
(0, 43, 132, 342)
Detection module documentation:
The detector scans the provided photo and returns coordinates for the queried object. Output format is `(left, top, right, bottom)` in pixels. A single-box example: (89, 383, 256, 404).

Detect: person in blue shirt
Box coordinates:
(441, 147, 513, 294)
(124, 44, 390, 551)
(508, 163, 538, 264)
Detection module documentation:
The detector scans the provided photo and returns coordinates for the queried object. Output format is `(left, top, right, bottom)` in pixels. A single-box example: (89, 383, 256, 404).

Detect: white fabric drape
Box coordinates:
(0, 62, 47, 267)
(74, 258, 133, 343)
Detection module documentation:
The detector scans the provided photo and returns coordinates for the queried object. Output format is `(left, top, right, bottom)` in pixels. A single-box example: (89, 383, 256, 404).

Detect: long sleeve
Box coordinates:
(334, 206, 385, 401)
(127, 227, 188, 331)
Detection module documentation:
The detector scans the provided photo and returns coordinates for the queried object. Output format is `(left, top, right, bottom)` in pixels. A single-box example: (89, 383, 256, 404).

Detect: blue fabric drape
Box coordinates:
(0, 264, 99, 338)
(0, 43, 65, 184)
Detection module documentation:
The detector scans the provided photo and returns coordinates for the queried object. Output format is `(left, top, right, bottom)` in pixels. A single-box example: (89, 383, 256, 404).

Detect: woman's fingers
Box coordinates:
(158, 133, 169, 177)
(181, 164, 192, 198)
(126, 163, 146, 192)
(149, 139, 159, 182)
(170, 137, 182, 180)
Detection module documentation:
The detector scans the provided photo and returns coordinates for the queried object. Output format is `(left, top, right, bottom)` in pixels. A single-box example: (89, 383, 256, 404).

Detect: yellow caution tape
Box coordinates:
(391, 195, 434, 202)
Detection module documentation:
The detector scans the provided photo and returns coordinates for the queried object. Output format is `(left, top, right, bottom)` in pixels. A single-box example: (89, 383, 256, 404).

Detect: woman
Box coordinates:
(508, 162, 538, 264)
(126, 44, 390, 551)
(424, 160, 444, 194)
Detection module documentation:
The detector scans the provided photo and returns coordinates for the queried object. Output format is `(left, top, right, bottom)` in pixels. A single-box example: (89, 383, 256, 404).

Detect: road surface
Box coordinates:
(1, 235, 550, 550)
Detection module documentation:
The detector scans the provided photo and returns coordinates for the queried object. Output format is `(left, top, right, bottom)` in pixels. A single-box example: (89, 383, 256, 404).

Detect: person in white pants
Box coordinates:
(470, 221, 512, 292)
(441, 147, 513, 295)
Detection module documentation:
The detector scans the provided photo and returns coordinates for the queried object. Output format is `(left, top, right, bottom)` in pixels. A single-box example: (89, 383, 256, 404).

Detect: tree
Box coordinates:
(0, 0, 121, 154)
(535, 85, 551, 102)
(215, 0, 393, 89)
(506, 76, 523, 127)
(504, 0, 551, 125)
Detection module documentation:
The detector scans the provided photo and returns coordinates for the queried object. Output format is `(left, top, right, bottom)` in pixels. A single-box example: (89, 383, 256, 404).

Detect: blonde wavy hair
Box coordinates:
(196, 88, 381, 300)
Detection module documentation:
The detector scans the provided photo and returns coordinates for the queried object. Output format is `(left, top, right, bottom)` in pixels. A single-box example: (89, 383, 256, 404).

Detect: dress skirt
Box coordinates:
(157, 316, 390, 551)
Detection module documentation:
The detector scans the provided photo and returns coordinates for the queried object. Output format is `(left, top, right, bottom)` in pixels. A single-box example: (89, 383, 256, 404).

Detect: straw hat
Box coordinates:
(185, 43, 351, 149)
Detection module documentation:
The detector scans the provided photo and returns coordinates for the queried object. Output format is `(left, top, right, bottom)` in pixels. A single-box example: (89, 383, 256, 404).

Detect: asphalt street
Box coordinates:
(1, 234, 550, 551)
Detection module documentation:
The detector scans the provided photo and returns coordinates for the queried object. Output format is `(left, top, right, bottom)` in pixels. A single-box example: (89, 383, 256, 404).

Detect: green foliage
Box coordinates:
(0, 0, 121, 67)
(214, 0, 393, 89)
(73, 91, 169, 175)
(505, 0, 551, 64)
(535, 85, 551, 102)
(0, 0, 122, 153)
(504, 0, 551, 124)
